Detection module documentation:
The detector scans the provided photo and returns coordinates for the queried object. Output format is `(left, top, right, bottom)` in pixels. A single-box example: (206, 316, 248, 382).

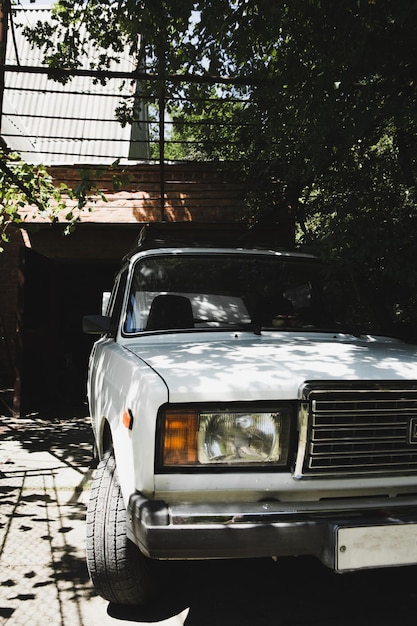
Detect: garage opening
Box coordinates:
(20, 250, 118, 414)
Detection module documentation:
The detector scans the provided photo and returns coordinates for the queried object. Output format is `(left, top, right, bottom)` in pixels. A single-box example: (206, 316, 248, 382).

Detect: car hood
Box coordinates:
(125, 331, 417, 403)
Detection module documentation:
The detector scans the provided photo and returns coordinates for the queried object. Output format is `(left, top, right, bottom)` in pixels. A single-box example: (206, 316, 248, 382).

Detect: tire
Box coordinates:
(86, 449, 159, 605)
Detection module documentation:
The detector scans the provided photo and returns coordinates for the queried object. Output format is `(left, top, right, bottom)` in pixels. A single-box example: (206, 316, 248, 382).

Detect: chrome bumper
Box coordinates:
(126, 493, 417, 569)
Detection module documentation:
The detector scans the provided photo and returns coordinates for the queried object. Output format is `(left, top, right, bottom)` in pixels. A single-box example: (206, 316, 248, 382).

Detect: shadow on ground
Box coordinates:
(108, 556, 417, 626)
(0, 406, 97, 625)
(2, 407, 417, 625)
(0, 404, 95, 470)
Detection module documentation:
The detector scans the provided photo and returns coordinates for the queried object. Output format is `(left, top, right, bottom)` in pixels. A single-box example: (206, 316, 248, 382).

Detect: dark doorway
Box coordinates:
(21, 248, 117, 414)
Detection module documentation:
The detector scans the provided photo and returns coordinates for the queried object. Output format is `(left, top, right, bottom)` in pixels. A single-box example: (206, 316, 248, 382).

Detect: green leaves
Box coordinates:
(15, 0, 417, 333)
(0, 150, 103, 246)
(0, 151, 58, 248)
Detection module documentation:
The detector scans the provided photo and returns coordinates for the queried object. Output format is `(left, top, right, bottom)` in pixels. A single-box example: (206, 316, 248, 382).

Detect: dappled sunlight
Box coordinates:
(0, 411, 99, 626)
(130, 332, 417, 403)
(6, 406, 417, 625)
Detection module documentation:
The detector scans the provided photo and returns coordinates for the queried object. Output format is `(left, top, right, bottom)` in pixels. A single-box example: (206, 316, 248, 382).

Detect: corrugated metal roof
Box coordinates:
(2, 7, 149, 165)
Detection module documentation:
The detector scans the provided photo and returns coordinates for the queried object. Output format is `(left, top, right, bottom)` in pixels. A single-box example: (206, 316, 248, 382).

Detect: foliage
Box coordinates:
(0, 150, 66, 251)
(18, 0, 417, 335)
(156, 89, 251, 161)
(299, 128, 417, 338)
(0, 149, 108, 251)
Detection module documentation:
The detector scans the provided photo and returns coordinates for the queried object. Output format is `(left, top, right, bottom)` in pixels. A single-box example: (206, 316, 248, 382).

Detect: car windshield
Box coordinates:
(123, 253, 359, 334)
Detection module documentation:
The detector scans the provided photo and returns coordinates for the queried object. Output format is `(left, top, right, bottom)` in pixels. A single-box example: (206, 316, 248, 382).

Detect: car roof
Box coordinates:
(122, 222, 312, 262)
(130, 246, 317, 261)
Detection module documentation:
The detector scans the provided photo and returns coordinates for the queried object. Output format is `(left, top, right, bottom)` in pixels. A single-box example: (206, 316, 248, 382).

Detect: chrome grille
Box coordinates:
(301, 383, 417, 476)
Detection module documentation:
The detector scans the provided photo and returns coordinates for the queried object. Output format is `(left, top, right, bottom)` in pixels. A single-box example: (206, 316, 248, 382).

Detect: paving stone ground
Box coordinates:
(2, 408, 417, 626)
(0, 409, 188, 626)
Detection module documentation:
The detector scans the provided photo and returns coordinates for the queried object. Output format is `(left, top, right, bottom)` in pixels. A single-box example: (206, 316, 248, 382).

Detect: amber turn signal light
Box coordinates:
(162, 409, 198, 465)
(122, 408, 134, 430)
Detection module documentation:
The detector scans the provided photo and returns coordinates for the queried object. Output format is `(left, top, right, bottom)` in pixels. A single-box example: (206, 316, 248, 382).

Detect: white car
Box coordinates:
(83, 224, 417, 605)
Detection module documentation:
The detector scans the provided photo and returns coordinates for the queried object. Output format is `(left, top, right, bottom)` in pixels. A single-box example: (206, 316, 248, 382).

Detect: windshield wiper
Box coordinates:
(193, 319, 263, 335)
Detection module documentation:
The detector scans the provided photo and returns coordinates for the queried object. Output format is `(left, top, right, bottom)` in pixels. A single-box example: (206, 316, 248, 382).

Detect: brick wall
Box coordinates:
(1, 162, 294, 414)
(17, 162, 294, 240)
(45, 162, 249, 224)
(1, 160, 293, 362)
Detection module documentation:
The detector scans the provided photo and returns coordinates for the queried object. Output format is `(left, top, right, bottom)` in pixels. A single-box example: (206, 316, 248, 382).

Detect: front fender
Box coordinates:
(89, 341, 168, 507)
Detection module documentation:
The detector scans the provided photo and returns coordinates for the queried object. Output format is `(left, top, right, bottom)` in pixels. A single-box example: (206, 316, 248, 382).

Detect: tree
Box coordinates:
(0, 146, 110, 251)
(20, 1, 417, 334)
(24, 1, 417, 204)
(0, 148, 71, 251)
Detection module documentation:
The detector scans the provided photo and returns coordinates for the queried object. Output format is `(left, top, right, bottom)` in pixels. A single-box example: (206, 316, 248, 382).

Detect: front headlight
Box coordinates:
(159, 405, 292, 469)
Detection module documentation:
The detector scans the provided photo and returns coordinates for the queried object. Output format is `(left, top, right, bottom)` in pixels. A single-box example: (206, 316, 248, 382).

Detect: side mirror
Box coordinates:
(83, 315, 112, 335)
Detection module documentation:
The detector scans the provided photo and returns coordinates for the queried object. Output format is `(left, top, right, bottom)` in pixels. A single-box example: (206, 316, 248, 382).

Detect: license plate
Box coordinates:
(336, 523, 417, 571)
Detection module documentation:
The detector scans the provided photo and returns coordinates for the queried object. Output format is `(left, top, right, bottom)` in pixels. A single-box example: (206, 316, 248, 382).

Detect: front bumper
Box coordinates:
(126, 493, 417, 571)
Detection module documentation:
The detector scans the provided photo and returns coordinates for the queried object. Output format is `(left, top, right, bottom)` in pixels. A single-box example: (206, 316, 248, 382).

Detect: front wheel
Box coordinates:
(86, 449, 160, 605)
